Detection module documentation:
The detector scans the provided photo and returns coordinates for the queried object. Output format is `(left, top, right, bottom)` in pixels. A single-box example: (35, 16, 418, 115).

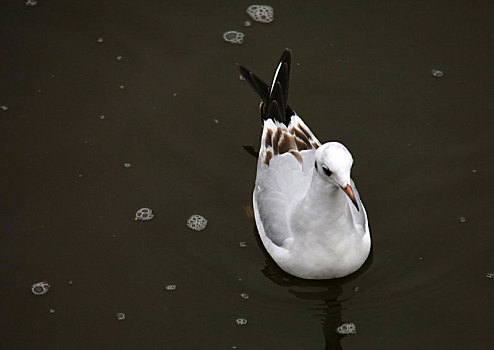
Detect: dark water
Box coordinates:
(1, 1, 493, 349)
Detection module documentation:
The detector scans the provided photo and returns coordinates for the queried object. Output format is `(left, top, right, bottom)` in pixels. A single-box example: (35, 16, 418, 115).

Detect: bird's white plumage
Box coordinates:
(253, 115, 371, 279)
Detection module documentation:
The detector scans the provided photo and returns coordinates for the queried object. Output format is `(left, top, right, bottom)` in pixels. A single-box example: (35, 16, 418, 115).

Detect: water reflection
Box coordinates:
(255, 229, 373, 350)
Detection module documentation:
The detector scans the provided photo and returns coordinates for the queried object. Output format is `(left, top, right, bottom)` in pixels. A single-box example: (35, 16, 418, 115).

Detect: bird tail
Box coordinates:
(237, 49, 295, 125)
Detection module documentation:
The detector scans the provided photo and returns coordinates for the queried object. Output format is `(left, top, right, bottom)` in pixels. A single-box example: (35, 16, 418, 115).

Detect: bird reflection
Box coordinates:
(254, 229, 373, 350)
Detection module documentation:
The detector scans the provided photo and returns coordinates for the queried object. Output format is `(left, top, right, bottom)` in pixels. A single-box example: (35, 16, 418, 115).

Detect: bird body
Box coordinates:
(238, 50, 371, 279)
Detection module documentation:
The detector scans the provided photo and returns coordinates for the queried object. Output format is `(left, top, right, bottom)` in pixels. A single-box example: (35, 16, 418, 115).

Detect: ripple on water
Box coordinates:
(31, 281, 50, 295)
(335, 323, 356, 335)
(235, 318, 248, 326)
(187, 215, 208, 231)
(165, 284, 176, 291)
(223, 31, 245, 45)
(135, 208, 154, 221)
(431, 69, 444, 77)
(246, 5, 274, 23)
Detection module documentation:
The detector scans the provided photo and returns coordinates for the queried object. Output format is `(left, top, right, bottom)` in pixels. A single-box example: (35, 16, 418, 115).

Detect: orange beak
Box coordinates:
(341, 184, 359, 211)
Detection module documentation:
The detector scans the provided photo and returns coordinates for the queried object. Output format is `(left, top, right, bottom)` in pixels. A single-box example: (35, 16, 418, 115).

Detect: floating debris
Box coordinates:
(459, 216, 466, 223)
(119, 85, 125, 90)
(49, 308, 55, 314)
(246, 5, 274, 23)
(172, 92, 178, 97)
(242, 204, 255, 219)
(135, 208, 153, 221)
(244, 20, 252, 27)
(77, 174, 83, 178)
(239, 242, 247, 248)
(336, 323, 356, 335)
(236, 318, 248, 326)
(239, 74, 246, 81)
(485, 273, 494, 279)
(116, 56, 123, 61)
(123, 163, 131, 168)
(472, 169, 477, 174)
(68, 280, 73, 285)
(213, 118, 219, 124)
(353, 286, 360, 292)
(98, 115, 105, 120)
(431, 69, 444, 78)
(1, 105, 8, 111)
(165, 284, 176, 291)
(25, 0, 37, 6)
(186, 215, 208, 231)
(223, 31, 245, 45)
(116, 312, 126, 321)
(31, 281, 50, 295)
(97, 37, 104, 43)
(240, 293, 250, 300)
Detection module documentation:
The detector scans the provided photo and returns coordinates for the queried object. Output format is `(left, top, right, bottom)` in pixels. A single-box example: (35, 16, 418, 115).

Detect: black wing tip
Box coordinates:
(280, 48, 292, 63)
(238, 49, 294, 125)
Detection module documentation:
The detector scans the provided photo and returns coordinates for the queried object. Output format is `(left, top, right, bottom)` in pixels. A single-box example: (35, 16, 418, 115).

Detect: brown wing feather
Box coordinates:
(262, 118, 320, 165)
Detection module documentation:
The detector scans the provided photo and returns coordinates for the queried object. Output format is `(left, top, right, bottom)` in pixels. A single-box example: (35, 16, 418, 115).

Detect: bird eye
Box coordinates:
(321, 165, 332, 176)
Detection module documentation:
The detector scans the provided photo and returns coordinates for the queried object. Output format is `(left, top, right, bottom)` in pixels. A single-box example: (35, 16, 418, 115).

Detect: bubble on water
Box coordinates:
(116, 56, 122, 60)
(116, 312, 126, 321)
(119, 85, 125, 90)
(485, 272, 494, 279)
(1, 106, 8, 111)
(472, 169, 477, 174)
(244, 20, 252, 27)
(49, 308, 55, 314)
(172, 92, 178, 97)
(77, 174, 83, 178)
(186, 214, 208, 231)
(458, 216, 466, 223)
(239, 242, 247, 248)
(123, 163, 131, 168)
(223, 31, 245, 45)
(240, 293, 250, 300)
(431, 69, 444, 78)
(31, 281, 50, 295)
(25, 0, 37, 6)
(97, 37, 104, 43)
(165, 284, 176, 291)
(236, 318, 248, 326)
(99, 115, 105, 120)
(336, 322, 356, 335)
(135, 208, 154, 221)
(68, 280, 73, 285)
(213, 118, 219, 124)
(246, 5, 274, 23)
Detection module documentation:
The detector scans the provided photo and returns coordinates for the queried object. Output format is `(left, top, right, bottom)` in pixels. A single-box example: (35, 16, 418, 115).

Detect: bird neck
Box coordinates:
(291, 172, 352, 233)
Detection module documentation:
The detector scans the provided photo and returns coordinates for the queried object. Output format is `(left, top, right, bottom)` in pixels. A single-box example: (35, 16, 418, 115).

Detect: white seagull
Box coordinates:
(237, 49, 371, 279)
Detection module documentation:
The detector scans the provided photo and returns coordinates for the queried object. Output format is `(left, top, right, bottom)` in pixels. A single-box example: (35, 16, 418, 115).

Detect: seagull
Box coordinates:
(237, 49, 371, 279)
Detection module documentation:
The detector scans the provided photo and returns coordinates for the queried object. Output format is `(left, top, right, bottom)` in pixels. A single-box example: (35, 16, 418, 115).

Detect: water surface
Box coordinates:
(1, 1, 493, 349)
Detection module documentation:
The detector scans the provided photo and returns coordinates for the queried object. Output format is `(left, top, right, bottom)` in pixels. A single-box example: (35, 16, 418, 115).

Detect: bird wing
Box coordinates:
(254, 115, 321, 247)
